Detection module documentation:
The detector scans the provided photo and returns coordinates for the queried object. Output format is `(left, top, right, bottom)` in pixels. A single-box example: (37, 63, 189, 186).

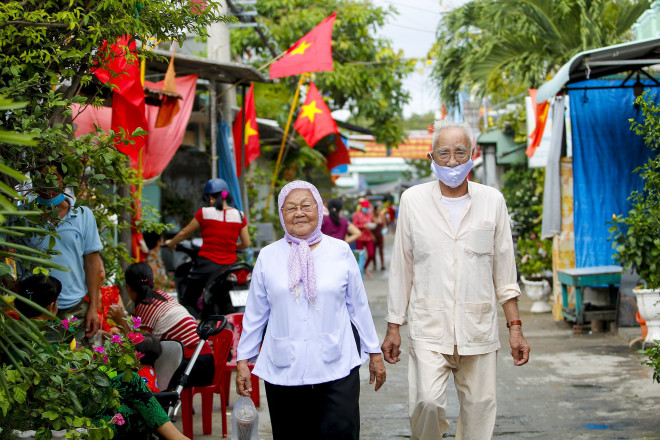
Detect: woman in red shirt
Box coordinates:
(165, 178, 250, 318)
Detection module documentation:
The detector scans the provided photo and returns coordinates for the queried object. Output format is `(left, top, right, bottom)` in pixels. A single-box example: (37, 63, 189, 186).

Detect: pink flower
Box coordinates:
(110, 334, 123, 344)
(110, 413, 125, 426)
(135, 351, 145, 361)
(536, 242, 542, 246)
(60, 316, 78, 330)
(103, 355, 109, 364)
(132, 316, 141, 329)
(128, 332, 144, 345)
(94, 346, 105, 354)
(530, 234, 536, 239)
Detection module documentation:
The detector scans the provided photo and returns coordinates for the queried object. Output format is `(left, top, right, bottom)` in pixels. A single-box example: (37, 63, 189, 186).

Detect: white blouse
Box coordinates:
(237, 236, 382, 386)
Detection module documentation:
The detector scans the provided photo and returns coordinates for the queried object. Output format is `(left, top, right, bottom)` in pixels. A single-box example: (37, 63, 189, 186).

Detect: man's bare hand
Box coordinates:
(509, 328, 530, 366)
(85, 307, 100, 338)
(369, 353, 386, 391)
(381, 323, 402, 364)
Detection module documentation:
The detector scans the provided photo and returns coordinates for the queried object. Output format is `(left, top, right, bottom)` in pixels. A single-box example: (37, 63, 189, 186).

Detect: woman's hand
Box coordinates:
(107, 304, 125, 323)
(165, 239, 176, 250)
(368, 353, 386, 391)
(235, 360, 252, 396)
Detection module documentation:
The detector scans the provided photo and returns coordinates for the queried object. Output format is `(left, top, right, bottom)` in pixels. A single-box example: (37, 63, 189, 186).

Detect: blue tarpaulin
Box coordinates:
(216, 121, 244, 212)
(567, 80, 657, 268)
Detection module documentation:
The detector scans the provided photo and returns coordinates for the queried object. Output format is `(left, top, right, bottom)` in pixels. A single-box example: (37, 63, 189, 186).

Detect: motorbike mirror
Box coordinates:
(196, 315, 228, 340)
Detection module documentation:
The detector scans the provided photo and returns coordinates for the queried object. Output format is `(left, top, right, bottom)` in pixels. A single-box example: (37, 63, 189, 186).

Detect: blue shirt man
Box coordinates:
(31, 163, 104, 337)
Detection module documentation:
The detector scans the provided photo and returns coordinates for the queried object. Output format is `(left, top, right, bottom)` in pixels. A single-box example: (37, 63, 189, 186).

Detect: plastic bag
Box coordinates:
(232, 395, 259, 440)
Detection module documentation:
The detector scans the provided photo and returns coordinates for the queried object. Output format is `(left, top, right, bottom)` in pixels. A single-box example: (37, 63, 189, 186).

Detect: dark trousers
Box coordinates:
(264, 366, 360, 440)
(180, 256, 229, 318)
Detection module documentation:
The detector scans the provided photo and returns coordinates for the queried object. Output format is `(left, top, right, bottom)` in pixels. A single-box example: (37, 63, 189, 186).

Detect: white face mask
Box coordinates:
(429, 157, 474, 188)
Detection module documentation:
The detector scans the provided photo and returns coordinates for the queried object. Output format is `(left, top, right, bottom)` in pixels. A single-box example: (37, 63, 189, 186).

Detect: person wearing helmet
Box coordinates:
(165, 178, 250, 318)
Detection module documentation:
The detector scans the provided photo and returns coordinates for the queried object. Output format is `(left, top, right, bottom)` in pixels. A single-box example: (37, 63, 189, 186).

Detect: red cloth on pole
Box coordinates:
(155, 50, 180, 128)
(72, 75, 198, 180)
(232, 83, 260, 176)
(269, 12, 336, 79)
(92, 35, 148, 159)
(294, 82, 338, 147)
(326, 136, 351, 171)
(527, 89, 549, 158)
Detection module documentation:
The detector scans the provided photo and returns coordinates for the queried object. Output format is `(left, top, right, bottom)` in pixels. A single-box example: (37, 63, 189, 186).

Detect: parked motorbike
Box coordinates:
(164, 241, 253, 318)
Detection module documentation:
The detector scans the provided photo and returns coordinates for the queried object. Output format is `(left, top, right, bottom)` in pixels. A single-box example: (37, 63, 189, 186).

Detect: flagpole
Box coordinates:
(134, 148, 144, 262)
(265, 73, 308, 211)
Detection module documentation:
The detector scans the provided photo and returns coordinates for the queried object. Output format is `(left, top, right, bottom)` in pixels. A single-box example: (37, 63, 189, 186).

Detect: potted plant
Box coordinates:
(516, 229, 554, 313)
(609, 93, 660, 347)
(0, 317, 143, 440)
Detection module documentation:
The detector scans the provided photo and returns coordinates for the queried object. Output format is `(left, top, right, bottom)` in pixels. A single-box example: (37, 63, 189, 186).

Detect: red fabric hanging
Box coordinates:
(72, 75, 198, 180)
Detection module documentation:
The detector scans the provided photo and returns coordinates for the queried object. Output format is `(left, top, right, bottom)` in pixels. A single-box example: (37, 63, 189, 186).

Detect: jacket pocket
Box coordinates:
(269, 335, 293, 368)
(411, 298, 444, 340)
(466, 221, 495, 256)
(464, 302, 495, 343)
(320, 330, 342, 363)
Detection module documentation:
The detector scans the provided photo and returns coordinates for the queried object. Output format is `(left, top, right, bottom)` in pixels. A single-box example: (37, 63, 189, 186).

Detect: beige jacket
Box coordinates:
(386, 180, 520, 355)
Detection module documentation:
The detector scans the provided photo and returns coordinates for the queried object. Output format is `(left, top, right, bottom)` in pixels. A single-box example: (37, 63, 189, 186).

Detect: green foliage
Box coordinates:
(0, 318, 143, 438)
(0, 0, 229, 281)
(431, 0, 649, 107)
(0, 0, 229, 433)
(640, 341, 660, 384)
(516, 233, 553, 279)
(400, 112, 436, 132)
(501, 165, 551, 278)
(501, 165, 544, 238)
(231, 0, 415, 148)
(609, 93, 660, 289)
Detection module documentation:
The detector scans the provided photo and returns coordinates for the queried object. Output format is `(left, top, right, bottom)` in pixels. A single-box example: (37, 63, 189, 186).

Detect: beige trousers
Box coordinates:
(408, 346, 497, 440)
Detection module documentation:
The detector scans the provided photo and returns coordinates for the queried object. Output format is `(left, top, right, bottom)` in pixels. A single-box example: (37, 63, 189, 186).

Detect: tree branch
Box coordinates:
(0, 21, 68, 30)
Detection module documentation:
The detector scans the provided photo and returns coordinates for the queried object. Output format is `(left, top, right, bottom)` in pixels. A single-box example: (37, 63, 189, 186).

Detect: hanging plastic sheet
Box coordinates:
(567, 79, 656, 268)
(217, 120, 244, 212)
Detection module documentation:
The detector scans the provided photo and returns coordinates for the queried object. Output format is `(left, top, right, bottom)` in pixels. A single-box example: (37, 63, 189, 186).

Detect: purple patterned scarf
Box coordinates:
(278, 180, 324, 305)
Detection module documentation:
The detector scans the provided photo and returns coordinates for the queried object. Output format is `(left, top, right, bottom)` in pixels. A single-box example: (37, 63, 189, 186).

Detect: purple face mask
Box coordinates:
(277, 180, 324, 305)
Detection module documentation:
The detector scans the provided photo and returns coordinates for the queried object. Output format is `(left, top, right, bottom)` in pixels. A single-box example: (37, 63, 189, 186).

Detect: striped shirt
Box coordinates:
(135, 291, 212, 358)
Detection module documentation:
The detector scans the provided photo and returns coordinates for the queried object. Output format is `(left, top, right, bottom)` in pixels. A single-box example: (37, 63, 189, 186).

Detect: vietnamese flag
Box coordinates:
(527, 88, 549, 158)
(325, 136, 351, 171)
(232, 83, 260, 176)
(269, 13, 336, 79)
(294, 82, 338, 147)
(93, 35, 147, 160)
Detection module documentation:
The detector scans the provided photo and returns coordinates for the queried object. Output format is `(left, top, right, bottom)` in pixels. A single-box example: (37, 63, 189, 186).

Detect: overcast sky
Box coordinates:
(372, 0, 466, 118)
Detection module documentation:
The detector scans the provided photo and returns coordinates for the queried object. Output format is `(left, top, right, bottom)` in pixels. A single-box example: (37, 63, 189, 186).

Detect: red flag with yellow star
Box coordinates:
(269, 13, 336, 79)
(294, 82, 338, 147)
(232, 83, 260, 176)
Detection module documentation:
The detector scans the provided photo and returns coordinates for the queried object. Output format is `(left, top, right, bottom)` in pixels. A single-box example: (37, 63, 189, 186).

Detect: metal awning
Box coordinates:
(147, 48, 271, 84)
(537, 37, 660, 102)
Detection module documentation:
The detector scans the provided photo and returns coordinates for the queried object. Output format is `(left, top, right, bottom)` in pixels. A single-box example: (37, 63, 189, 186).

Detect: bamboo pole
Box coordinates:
(265, 73, 308, 212)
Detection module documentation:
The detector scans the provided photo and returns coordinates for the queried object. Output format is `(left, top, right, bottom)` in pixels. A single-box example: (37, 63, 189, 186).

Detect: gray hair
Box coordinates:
(431, 120, 474, 152)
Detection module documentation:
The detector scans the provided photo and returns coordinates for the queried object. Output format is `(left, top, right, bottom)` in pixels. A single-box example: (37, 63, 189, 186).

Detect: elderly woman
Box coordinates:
(235, 181, 386, 440)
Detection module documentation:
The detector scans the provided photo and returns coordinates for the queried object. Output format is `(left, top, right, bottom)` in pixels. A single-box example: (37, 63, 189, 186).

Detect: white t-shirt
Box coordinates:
(440, 193, 470, 232)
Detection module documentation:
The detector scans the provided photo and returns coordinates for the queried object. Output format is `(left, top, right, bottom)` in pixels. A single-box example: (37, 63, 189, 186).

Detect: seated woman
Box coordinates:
(108, 262, 215, 390)
(14, 274, 189, 440)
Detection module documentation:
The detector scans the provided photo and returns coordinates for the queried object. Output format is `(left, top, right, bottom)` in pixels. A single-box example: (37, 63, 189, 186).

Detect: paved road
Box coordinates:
(179, 234, 660, 439)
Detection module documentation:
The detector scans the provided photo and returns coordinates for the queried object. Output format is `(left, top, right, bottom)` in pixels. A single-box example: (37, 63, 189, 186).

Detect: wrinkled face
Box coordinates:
(282, 189, 319, 239)
(429, 127, 471, 167)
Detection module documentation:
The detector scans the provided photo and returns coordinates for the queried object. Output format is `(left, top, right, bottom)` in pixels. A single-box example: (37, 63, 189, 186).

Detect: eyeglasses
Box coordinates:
(433, 148, 469, 164)
(282, 203, 317, 215)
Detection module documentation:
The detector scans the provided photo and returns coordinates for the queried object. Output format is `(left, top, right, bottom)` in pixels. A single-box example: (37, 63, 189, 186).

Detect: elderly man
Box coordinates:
(381, 120, 530, 440)
(30, 161, 104, 338)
